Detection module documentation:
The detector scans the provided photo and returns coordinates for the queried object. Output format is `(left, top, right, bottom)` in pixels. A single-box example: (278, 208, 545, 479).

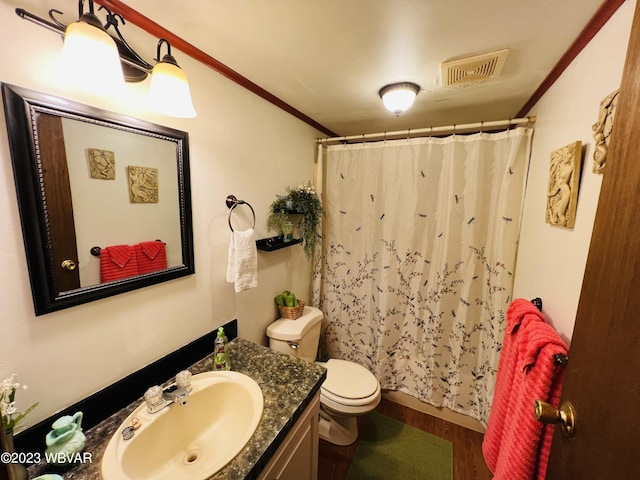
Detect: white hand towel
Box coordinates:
(226, 228, 258, 292)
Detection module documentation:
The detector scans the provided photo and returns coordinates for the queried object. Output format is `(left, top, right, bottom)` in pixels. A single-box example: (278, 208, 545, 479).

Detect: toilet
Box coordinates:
(267, 306, 381, 445)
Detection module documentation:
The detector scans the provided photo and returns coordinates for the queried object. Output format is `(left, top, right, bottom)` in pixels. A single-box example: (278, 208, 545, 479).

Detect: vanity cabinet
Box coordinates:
(26, 339, 326, 480)
(257, 392, 320, 480)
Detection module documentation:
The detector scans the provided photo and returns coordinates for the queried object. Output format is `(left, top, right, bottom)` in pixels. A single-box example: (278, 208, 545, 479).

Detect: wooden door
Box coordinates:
(35, 112, 81, 292)
(545, 1, 640, 478)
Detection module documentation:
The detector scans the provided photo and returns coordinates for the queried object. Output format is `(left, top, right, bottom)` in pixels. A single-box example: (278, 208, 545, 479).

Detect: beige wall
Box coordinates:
(513, 0, 636, 343)
(0, 3, 318, 426)
(1, 0, 636, 428)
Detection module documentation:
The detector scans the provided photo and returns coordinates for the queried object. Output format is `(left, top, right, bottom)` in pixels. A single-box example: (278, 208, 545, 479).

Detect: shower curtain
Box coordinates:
(313, 127, 533, 423)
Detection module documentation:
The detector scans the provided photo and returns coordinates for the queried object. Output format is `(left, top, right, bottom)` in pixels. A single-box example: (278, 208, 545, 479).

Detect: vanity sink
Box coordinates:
(101, 371, 263, 480)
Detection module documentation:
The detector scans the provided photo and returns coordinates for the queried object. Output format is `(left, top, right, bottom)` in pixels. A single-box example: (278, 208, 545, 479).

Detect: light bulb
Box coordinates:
(148, 61, 197, 118)
(379, 82, 420, 115)
(59, 19, 124, 97)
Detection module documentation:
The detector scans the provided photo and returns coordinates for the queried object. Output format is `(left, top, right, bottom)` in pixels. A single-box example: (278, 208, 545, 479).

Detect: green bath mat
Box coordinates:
(346, 410, 453, 480)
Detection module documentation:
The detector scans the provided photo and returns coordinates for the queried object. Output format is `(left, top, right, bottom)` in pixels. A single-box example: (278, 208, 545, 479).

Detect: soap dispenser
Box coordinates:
(213, 327, 230, 371)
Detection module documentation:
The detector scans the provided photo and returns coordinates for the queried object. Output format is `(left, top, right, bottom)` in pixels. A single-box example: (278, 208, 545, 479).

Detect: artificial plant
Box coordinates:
(267, 182, 322, 260)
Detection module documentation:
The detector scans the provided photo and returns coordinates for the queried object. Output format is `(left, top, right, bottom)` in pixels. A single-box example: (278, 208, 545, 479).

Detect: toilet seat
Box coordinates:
(319, 359, 381, 407)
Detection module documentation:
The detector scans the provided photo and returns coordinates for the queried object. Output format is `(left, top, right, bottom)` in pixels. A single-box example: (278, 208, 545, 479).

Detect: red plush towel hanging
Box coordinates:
(135, 241, 167, 274)
(483, 298, 568, 480)
(100, 245, 139, 282)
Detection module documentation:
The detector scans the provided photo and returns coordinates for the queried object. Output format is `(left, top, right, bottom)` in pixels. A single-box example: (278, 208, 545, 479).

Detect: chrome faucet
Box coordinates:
(144, 370, 192, 414)
(163, 385, 190, 406)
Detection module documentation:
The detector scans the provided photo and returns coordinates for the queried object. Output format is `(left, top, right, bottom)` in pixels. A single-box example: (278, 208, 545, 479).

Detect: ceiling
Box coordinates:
(92, 1, 612, 136)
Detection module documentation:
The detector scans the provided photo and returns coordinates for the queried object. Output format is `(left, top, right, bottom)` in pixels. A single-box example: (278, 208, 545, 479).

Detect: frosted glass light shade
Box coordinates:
(148, 61, 197, 118)
(59, 20, 124, 95)
(379, 82, 420, 115)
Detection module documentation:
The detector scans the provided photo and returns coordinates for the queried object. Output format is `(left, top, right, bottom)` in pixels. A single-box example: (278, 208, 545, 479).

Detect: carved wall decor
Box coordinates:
(546, 141, 582, 229)
(592, 88, 619, 174)
(127, 166, 159, 203)
(88, 148, 115, 180)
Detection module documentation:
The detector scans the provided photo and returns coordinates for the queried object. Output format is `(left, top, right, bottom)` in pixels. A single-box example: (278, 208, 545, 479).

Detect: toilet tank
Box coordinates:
(267, 306, 323, 362)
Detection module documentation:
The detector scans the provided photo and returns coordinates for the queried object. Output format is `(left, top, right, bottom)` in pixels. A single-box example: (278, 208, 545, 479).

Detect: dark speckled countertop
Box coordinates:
(28, 338, 326, 480)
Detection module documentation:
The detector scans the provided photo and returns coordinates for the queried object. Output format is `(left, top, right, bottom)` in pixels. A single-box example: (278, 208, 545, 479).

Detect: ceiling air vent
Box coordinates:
(441, 48, 509, 87)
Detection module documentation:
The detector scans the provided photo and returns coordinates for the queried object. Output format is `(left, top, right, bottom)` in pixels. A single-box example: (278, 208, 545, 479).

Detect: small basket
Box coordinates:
(279, 299, 305, 320)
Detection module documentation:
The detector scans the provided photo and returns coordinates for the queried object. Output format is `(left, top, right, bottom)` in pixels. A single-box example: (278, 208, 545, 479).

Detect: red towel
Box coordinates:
(100, 245, 139, 282)
(483, 299, 546, 472)
(482, 299, 568, 480)
(135, 241, 167, 274)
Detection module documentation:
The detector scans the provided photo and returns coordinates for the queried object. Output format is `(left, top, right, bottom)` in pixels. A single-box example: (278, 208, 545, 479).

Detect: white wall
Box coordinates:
(0, 1, 317, 426)
(513, 0, 636, 343)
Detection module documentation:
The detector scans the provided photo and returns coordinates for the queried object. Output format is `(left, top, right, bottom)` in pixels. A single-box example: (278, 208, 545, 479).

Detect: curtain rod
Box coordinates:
(317, 116, 536, 144)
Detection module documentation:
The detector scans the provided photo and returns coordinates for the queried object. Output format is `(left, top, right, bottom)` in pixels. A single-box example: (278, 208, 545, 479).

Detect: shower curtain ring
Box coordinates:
(407, 128, 411, 142)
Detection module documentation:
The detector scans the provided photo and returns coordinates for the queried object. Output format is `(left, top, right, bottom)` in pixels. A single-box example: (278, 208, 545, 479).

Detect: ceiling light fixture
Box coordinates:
(379, 82, 421, 115)
(16, 3, 196, 118)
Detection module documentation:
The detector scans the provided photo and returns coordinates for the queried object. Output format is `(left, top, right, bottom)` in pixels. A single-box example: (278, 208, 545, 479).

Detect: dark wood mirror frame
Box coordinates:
(2, 83, 195, 315)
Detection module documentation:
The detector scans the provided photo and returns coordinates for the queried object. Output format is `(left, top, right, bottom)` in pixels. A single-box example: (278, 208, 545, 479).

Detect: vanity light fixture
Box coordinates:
(15, 2, 196, 118)
(58, 0, 124, 95)
(148, 39, 197, 118)
(379, 82, 421, 115)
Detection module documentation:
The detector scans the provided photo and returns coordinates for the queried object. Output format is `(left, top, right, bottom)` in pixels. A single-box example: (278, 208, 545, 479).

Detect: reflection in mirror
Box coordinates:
(60, 116, 181, 286)
(2, 83, 194, 315)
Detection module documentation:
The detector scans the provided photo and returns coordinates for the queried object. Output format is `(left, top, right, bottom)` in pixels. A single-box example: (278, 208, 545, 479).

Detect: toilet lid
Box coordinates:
(322, 359, 379, 400)
(267, 306, 323, 341)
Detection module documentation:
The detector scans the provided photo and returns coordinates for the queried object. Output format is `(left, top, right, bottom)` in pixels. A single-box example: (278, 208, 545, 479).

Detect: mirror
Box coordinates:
(2, 83, 194, 315)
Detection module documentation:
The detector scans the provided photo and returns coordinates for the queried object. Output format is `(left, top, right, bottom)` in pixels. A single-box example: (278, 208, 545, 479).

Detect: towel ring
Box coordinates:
(226, 195, 256, 232)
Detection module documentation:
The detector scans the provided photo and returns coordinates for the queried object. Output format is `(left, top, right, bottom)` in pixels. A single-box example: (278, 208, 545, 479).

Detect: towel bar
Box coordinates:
(530, 297, 568, 366)
(226, 195, 256, 232)
(91, 240, 164, 257)
(554, 353, 569, 365)
(531, 297, 543, 311)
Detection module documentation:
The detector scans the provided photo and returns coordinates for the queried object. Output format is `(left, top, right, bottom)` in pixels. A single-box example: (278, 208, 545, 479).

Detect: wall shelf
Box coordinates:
(256, 237, 303, 252)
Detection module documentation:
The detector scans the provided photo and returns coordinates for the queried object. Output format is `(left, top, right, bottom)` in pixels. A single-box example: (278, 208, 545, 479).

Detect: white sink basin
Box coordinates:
(101, 371, 263, 480)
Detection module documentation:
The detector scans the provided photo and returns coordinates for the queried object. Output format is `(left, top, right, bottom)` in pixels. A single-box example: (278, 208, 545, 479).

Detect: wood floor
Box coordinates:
(318, 398, 493, 480)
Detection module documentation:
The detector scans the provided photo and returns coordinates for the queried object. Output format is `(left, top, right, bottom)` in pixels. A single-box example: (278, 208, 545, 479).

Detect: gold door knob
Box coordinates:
(534, 399, 576, 437)
(61, 259, 77, 271)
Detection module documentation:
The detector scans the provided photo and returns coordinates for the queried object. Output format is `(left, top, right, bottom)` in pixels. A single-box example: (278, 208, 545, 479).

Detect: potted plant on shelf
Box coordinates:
(267, 182, 322, 260)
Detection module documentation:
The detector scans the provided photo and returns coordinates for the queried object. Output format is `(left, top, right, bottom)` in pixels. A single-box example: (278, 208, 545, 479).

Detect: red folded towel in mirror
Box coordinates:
(100, 245, 139, 282)
(135, 241, 167, 274)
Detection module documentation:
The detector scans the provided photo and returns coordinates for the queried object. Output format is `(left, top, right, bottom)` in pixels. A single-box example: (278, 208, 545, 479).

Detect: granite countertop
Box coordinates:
(28, 338, 326, 480)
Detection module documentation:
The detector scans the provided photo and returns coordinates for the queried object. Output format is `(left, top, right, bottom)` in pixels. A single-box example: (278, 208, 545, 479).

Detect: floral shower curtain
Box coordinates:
(313, 127, 533, 423)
